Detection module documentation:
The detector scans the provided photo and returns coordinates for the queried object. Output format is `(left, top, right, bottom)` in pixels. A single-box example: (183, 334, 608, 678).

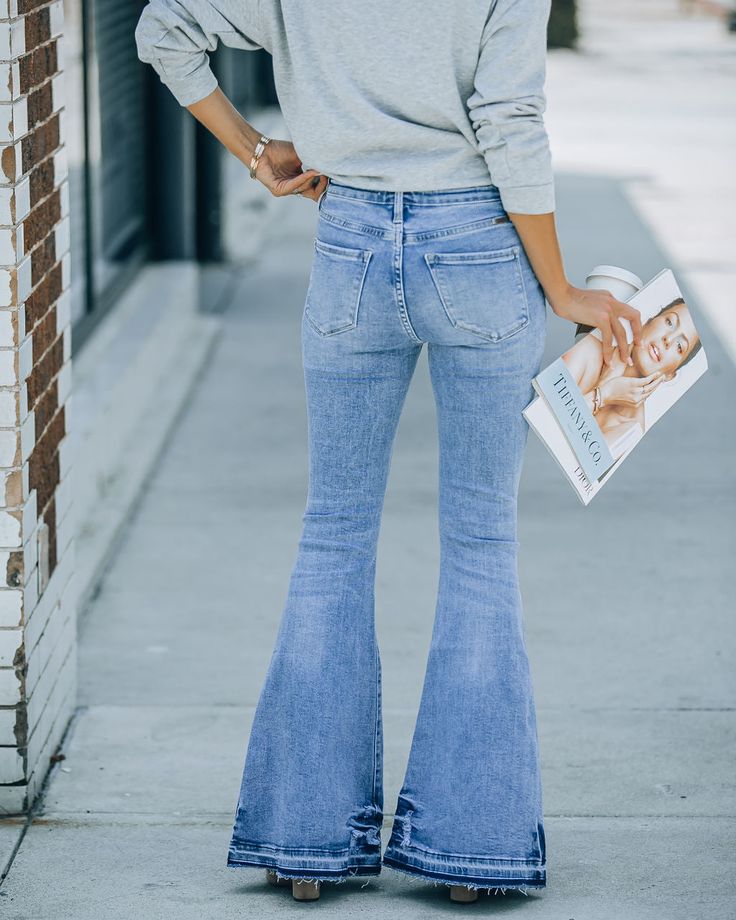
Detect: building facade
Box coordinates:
(0, 0, 274, 814)
(0, 0, 74, 813)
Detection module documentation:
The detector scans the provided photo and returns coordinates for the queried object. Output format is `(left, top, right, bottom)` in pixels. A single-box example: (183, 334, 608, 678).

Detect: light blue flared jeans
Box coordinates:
(227, 180, 548, 890)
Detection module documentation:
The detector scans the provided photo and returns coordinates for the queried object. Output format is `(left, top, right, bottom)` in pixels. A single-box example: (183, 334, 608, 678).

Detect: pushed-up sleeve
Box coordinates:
(466, 0, 555, 215)
(135, 0, 264, 107)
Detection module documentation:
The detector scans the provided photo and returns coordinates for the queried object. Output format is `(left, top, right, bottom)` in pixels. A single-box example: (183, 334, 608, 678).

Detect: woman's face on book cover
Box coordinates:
(631, 302, 698, 379)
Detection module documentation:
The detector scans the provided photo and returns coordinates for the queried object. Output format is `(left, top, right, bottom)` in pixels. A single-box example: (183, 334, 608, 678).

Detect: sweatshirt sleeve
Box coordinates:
(465, 0, 555, 215)
(134, 0, 264, 107)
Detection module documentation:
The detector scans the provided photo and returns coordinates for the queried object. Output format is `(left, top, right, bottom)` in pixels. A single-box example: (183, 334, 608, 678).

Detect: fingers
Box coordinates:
(623, 304, 643, 346)
(600, 292, 638, 367)
(611, 314, 632, 366)
(276, 169, 321, 197)
(292, 170, 321, 194)
(302, 174, 328, 202)
(636, 371, 665, 404)
(605, 295, 635, 366)
(600, 317, 615, 368)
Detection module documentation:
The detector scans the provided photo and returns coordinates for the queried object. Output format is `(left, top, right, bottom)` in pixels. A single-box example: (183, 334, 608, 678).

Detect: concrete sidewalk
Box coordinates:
(1, 167, 733, 918)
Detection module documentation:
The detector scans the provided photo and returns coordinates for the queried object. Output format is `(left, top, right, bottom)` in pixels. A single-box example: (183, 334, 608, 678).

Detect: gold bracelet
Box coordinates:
(249, 135, 272, 179)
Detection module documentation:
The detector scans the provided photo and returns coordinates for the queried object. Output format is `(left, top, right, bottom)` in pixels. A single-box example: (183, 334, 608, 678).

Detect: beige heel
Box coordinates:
(449, 884, 479, 903)
(292, 879, 321, 901)
(265, 869, 291, 888)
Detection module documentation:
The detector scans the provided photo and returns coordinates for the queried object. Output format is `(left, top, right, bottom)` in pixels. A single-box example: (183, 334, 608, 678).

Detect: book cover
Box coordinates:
(523, 269, 708, 505)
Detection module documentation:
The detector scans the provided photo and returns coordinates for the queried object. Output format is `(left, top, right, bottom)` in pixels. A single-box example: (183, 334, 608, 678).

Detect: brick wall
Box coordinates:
(0, 0, 75, 814)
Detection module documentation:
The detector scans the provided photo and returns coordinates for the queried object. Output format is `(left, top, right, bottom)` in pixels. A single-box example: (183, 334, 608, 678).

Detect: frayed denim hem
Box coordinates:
(226, 859, 381, 884)
(227, 842, 382, 882)
(382, 851, 546, 893)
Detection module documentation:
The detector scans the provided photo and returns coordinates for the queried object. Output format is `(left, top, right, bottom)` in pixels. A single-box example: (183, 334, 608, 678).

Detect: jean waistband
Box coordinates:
(322, 180, 501, 206)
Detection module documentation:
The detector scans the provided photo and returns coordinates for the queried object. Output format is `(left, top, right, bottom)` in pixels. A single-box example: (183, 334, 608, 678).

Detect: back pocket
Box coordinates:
(424, 245, 530, 342)
(305, 239, 373, 336)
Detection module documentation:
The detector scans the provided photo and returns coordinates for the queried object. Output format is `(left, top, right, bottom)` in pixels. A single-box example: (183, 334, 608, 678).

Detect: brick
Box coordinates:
(30, 302, 54, 361)
(0, 64, 11, 104)
(20, 111, 58, 176)
(18, 40, 57, 96)
(0, 389, 16, 426)
(0, 667, 22, 707)
(26, 80, 52, 131)
(1, 141, 20, 183)
(0, 626, 21, 667)
(27, 155, 53, 207)
(43, 492, 54, 571)
(24, 7, 51, 51)
(1, 0, 74, 810)
(28, 405, 62, 508)
(4, 470, 22, 506)
(0, 586, 21, 626)
(23, 186, 59, 252)
(0, 347, 14, 385)
(29, 230, 54, 284)
(0, 267, 13, 306)
(25, 330, 61, 405)
(0, 308, 13, 347)
(0, 508, 21, 546)
(18, 326, 31, 377)
(0, 183, 13, 222)
(23, 529, 70, 656)
(32, 374, 55, 436)
(18, 0, 51, 16)
(0, 427, 17, 465)
(54, 283, 68, 328)
(19, 402, 32, 460)
(0, 223, 17, 261)
(23, 521, 36, 577)
(0, 745, 24, 784)
(23, 260, 60, 331)
(4, 548, 23, 586)
(49, 2, 63, 38)
(54, 210, 67, 257)
(16, 251, 32, 300)
(0, 101, 11, 142)
(26, 614, 71, 733)
(0, 19, 26, 64)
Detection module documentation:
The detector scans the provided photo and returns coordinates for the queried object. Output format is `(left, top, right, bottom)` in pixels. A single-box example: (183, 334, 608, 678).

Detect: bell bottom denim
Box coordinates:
(227, 180, 548, 891)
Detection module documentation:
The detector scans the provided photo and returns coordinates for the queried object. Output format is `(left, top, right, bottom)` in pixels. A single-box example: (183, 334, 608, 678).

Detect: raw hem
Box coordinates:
(382, 853, 546, 892)
(227, 844, 382, 880)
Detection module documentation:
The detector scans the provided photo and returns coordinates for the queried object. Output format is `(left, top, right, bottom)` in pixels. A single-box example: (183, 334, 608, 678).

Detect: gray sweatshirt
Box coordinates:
(135, 0, 555, 214)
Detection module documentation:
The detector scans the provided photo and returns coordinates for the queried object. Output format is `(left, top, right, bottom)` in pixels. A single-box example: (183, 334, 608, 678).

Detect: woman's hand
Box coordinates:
(503, 212, 644, 369)
(550, 284, 644, 368)
(255, 140, 329, 201)
(598, 370, 666, 409)
(185, 89, 328, 202)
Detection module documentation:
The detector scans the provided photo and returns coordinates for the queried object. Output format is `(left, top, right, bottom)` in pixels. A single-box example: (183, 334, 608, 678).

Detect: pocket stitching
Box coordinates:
(305, 241, 373, 336)
(425, 244, 518, 266)
(424, 246, 531, 342)
(313, 238, 372, 261)
(407, 215, 510, 242)
(317, 209, 388, 239)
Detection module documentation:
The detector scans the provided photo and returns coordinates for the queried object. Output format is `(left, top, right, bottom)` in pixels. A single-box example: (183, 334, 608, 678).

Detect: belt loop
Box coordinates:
(393, 191, 403, 224)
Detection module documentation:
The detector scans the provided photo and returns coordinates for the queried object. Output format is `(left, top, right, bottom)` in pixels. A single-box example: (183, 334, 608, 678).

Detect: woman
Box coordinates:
(135, 0, 643, 903)
(562, 297, 701, 457)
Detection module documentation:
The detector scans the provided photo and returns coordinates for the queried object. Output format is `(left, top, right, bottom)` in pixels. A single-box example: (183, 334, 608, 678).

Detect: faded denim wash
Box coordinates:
(227, 180, 549, 891)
